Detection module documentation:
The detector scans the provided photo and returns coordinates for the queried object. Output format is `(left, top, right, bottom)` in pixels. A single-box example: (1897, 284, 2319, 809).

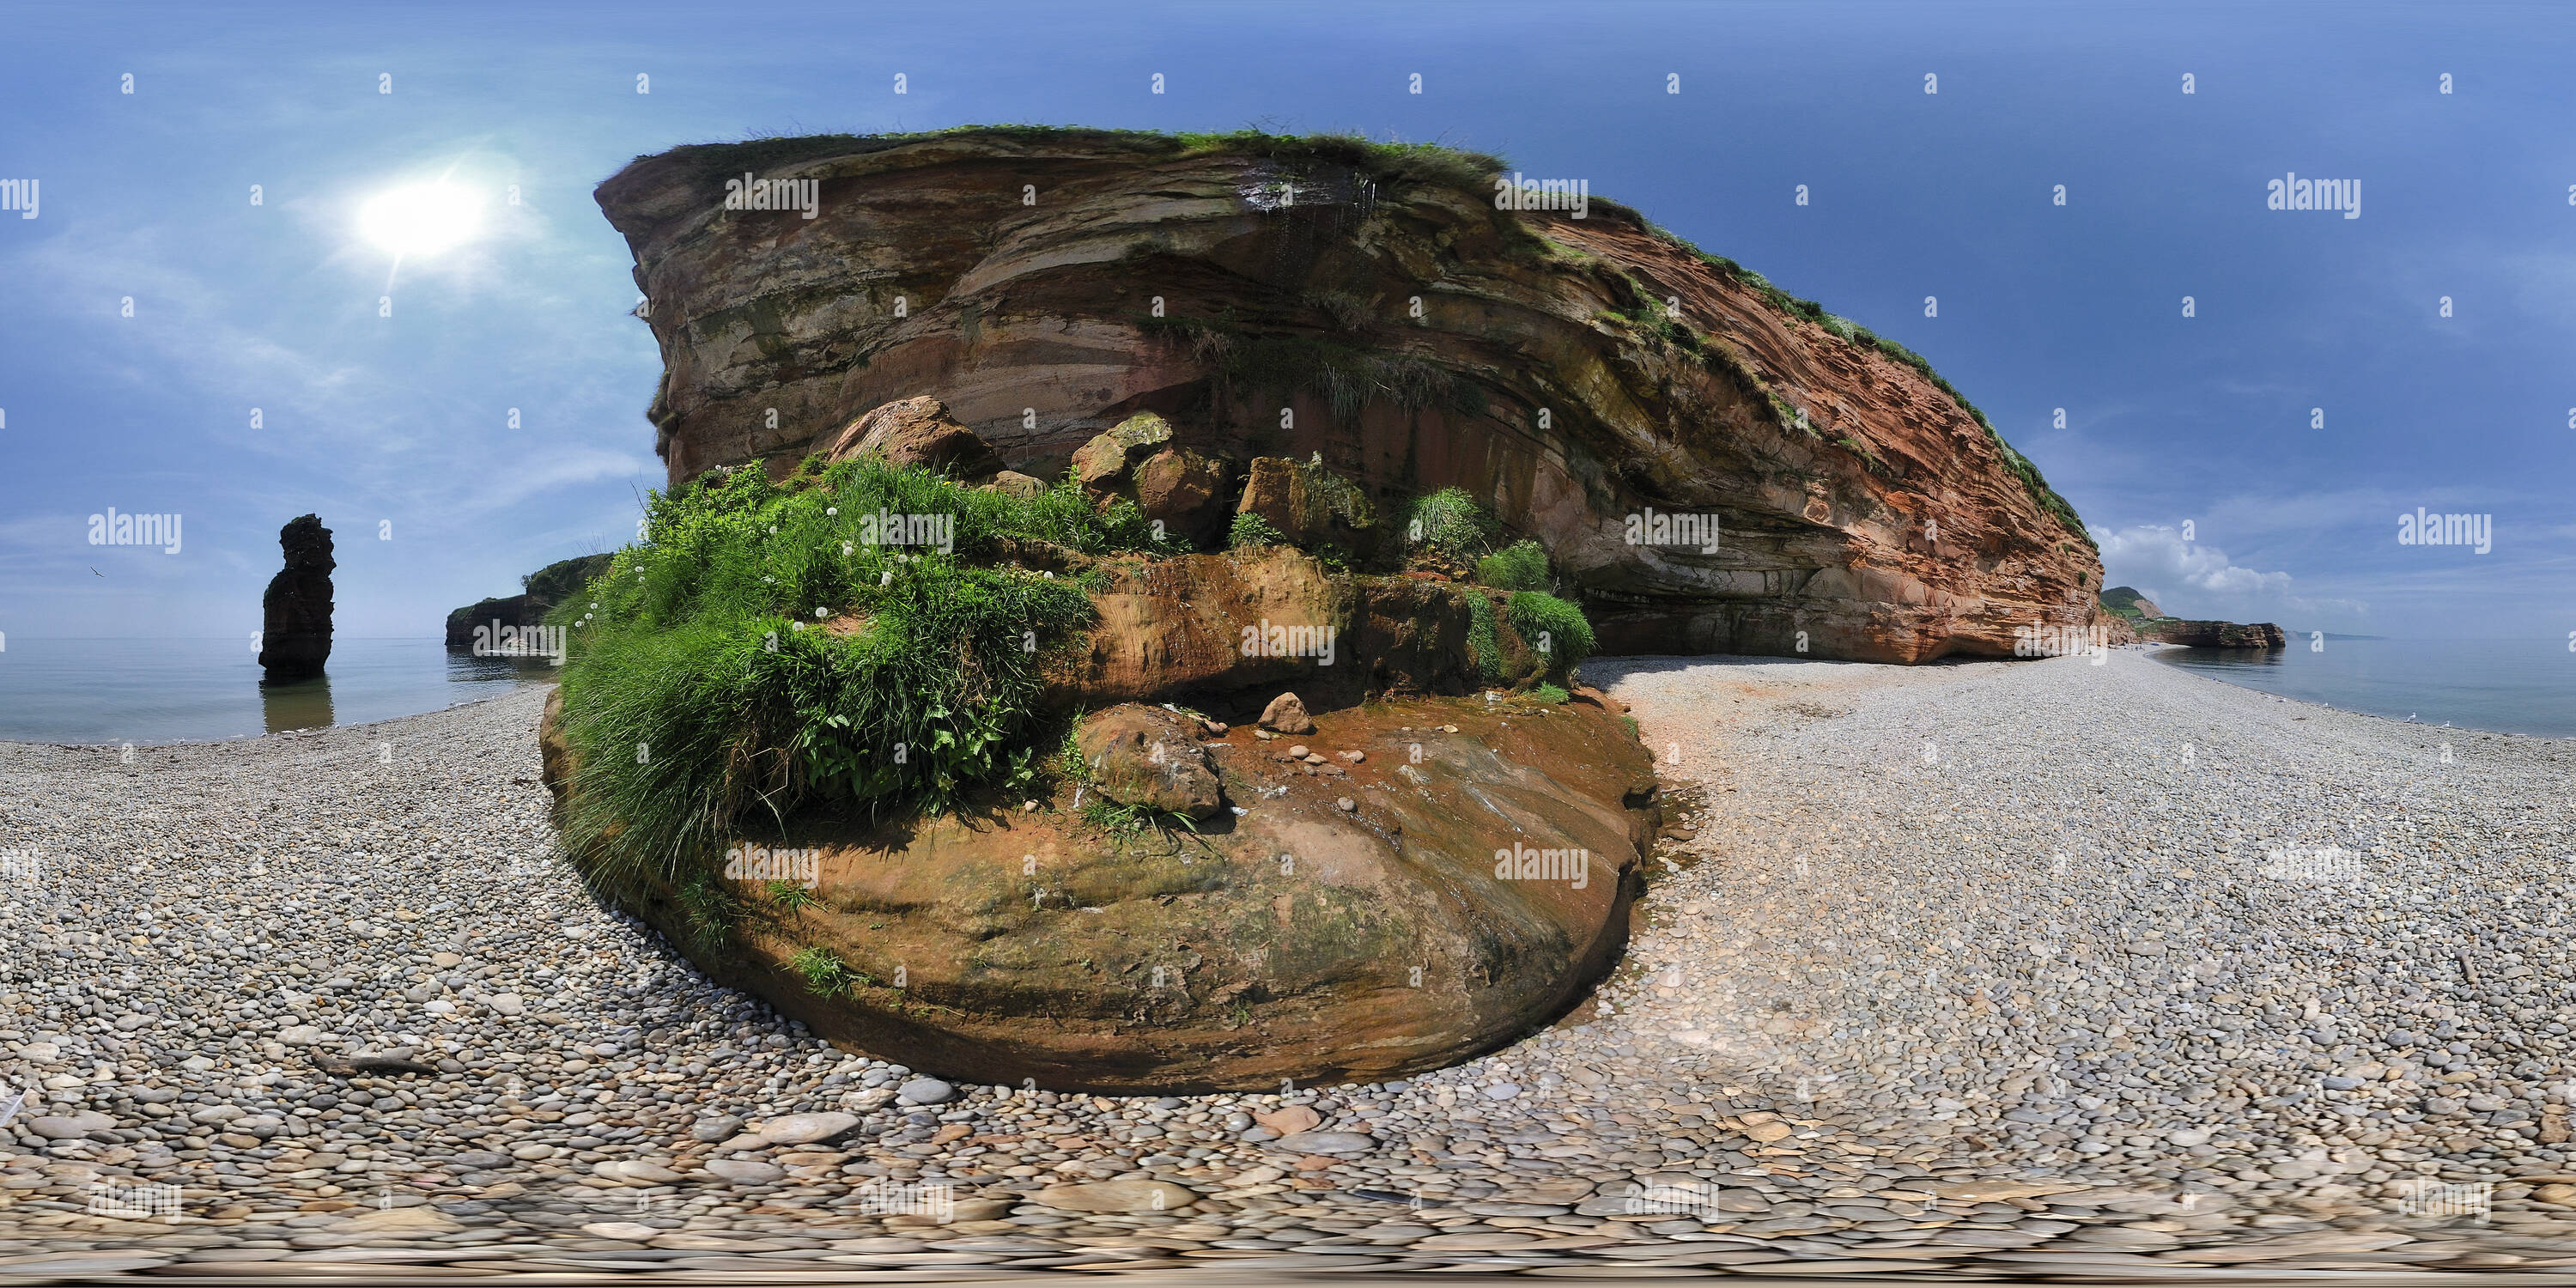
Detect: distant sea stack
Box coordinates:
(444, 553, 614, 647)
(258, 514, 334, 679)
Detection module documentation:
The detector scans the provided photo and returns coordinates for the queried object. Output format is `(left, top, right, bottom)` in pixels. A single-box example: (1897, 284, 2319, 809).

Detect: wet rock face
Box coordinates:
(258, 514, 333, 679)
(595, 129, 2104, 663)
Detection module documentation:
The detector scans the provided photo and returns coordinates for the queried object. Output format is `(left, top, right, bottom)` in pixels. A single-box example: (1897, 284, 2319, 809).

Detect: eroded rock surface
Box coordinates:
(258, 513, 334, 680)
(595, 127, 2104, 662)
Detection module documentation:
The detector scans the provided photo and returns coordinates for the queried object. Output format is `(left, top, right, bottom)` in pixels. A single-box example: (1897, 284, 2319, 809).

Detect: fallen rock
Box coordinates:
(704, 1158, 787, 1184)
(1071, 411, 1176, 487)
(1236, 455, 1375, 552)
(690, 1115, 745, 1143)
(983, 470, 1047, 500)
(752, 1111, 859, 1146)
(1252, 1104, 1321, 1136)
(896, 1077, 957, 1106)
(1076, 704, 1224, 820)
(818, 395, 1005, 479)
(1273, 1130, 1376, 1155)
(27, 1112, 116, 1141)
(1035, 1178, 1200, 1214)
(1260, 692, 1315, 734)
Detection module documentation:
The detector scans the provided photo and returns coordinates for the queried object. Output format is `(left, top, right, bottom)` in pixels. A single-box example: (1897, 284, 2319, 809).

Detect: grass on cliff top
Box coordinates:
(548, 456, 1182, 887)
(634, 124, 1505, 202)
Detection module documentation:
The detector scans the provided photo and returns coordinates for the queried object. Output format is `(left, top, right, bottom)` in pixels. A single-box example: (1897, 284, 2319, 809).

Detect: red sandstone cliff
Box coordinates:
(596, 127, 2104, 663)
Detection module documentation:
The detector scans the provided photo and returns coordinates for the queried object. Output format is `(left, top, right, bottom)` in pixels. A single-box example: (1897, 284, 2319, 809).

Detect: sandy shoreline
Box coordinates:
(5, 653, 2574, 1273)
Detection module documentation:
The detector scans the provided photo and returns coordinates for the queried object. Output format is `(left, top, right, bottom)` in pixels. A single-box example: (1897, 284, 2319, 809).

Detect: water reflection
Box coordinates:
(444, 647, 564, 683)
(259, 672, 335, 733)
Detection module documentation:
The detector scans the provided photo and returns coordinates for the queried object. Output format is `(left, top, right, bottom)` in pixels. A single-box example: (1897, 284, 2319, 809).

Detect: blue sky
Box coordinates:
(3, 0, 2570, 640)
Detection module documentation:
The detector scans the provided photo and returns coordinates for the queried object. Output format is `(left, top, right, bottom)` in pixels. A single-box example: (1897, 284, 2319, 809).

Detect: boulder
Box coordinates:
(544, 686, 1659, 1093)
(1074, 705, 1224, 821)
(1259, 693, 1314, 735)
(258, 514, 334, 680)
(1072, 411, 1176, 487)
(1073, 414, 1230, 549)
(1237, 456, 1374, 552)
(820, 395, 1006, 479)
(982, 470, 1048, 500)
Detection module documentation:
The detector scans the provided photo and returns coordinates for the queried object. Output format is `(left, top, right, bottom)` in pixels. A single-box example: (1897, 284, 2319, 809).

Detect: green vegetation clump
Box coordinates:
(1533, 682, 1571, 705)
(1407, 488, 1499, 561)
(1462, 590, 1504, 685)
(1229, 511, 1289, 550)
(1475, 539, 1551, 592)
(1506, 592, 1595, 678)
(550, 456, 1182, 886)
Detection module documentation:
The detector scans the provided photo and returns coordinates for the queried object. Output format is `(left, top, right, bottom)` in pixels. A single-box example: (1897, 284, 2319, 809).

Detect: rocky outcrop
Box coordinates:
(258, 515, 334, 680)
(543, 687, 1657, 1092)
(595, 126, 2103, 662)
(445, 554, 613, 648)
(2140, 619, 2287, 649)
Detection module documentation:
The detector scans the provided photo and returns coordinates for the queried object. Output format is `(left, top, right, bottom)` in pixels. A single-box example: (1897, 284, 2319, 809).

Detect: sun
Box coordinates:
(358, 182, 485, 256)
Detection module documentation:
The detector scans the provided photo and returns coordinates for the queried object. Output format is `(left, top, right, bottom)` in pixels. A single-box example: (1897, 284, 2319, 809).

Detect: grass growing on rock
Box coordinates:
(550, 456, 1182, 887)
(1507, 592, 1595, 681)
(1475, 539, 1551, 592)
(1406, 487, 1499, 561)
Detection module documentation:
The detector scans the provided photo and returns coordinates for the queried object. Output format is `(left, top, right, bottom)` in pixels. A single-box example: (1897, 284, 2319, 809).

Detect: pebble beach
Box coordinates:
(7, 648, 2576, 1279)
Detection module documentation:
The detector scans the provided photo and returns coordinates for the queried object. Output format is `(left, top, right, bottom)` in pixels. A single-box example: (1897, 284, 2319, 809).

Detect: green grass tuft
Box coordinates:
(1228, 511, 1290, 550)
(550, 456, 1181, 890)
(1475, 540, 1551, 591)
(1505, 592, 1595, 679)
(1406, 488, 1499, 561)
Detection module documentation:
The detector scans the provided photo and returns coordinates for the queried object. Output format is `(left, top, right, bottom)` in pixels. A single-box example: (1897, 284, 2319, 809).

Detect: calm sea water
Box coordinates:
(0, 638, 557, 745)
(2150, 637, 2576, 739)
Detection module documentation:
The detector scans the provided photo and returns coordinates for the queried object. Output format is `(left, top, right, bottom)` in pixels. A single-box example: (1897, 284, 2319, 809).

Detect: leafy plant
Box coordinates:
(1230, 511, 1290, 550)
(1407, 488, 1499, 561)
(1506, 592, 1596, 679)
(550, 455, 1182, 889)
(1462, 590, 1504, 685)
(1534, 682, 1571, 705)
(789, 946, 853, 995)
(766, 880, 816, 912)
(1475, 540, 1551, 591)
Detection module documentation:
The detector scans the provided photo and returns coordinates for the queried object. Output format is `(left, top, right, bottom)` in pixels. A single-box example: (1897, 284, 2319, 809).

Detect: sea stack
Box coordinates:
(258, 513, 334, 680)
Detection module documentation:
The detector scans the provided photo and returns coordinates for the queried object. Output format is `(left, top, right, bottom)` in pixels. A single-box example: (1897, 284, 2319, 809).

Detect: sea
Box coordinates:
(2148, 636, 2576, 740)
(0, 637, 558, 745)
(2, 635, 2569, 745)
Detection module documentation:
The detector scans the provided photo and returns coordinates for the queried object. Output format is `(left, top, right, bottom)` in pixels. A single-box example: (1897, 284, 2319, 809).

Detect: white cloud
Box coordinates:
(2095, 524, 2366, 625)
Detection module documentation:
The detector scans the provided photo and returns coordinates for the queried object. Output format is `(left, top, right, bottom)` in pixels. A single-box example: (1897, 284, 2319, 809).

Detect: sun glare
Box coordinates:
(358, 182, 485, 256)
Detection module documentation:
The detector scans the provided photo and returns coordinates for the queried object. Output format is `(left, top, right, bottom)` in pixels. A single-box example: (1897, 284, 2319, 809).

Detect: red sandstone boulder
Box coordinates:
(820, 395, 1006, 479)
(1073, 704, 1224, 821)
